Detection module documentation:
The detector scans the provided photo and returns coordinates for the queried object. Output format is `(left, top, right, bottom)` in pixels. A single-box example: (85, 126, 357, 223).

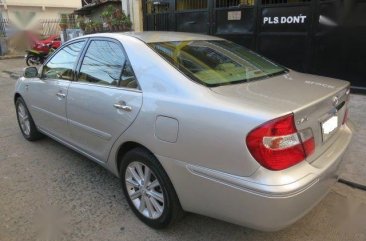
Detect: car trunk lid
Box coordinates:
(211, 70, 350, 164)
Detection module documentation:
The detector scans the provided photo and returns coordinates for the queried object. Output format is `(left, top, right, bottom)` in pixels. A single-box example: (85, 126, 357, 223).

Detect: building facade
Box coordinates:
(0, 0, 81, 29)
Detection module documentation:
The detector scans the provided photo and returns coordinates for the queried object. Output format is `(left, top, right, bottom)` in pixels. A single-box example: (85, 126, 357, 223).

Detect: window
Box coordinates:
(42, 40, 85, 80)
(149, 40, 286, 87)
(120, 60, 138, 88)
(79, 40, 124, 86)
(78, 40, 138, 89)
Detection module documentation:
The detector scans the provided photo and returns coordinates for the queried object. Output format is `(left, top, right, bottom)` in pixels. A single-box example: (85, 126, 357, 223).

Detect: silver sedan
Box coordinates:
(14, 32, 353, 231)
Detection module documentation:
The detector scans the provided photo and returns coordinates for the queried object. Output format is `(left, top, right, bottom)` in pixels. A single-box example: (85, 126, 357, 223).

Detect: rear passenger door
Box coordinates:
(66, 38, 142, 162)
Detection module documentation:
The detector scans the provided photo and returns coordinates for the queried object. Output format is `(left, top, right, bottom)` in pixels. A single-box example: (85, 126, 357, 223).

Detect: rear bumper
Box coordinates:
(157, 124, 353, 231)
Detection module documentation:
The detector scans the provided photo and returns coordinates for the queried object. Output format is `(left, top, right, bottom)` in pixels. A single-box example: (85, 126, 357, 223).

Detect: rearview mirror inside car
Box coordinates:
(24, 67, 38, 78)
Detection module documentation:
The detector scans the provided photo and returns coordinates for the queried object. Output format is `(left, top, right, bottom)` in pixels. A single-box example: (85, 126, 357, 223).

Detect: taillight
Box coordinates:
(246, 114, 315, 171)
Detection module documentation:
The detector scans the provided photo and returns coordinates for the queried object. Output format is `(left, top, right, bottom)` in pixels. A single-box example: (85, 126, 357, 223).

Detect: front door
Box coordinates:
(66, 39, 143, 162)
(28, 40, 86, 141)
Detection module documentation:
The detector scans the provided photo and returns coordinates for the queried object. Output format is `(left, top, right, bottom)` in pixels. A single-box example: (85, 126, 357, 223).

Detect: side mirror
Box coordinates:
(23, 67, 38, 78)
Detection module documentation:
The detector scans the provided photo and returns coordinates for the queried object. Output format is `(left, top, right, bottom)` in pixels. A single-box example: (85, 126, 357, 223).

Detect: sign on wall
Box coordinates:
(261, 6, 310, 32)
(263, 15, 307, 25)
(228, 11, 242, 21)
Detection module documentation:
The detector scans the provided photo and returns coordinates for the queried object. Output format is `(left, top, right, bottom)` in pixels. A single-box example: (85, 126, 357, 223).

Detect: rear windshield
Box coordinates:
(148, 40, 287, 87)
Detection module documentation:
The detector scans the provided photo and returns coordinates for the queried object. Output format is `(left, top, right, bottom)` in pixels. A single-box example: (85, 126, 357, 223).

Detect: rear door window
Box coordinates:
(78, 40, 138, 89)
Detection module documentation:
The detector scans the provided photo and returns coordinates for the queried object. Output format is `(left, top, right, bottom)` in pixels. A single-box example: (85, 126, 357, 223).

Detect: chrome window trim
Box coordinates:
(70, 81, 142, 93)
(75, 37, 141, 91)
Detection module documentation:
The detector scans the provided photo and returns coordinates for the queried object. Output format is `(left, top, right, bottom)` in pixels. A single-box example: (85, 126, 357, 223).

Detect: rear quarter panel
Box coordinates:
(106, 35, 264, 177)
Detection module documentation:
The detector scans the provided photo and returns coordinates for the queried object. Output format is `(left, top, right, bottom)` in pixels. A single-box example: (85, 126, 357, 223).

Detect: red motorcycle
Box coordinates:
(25, 34, 61, 66)
(31, 34, 61, 52)
(25, 42, 58, 66)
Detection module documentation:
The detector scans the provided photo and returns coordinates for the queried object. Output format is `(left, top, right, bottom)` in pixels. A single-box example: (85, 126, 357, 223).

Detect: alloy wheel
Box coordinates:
(125, 161, 165, 219)
(17, 102, 31, 136)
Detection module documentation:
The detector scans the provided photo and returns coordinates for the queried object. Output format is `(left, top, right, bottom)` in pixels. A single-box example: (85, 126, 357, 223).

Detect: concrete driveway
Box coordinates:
(0, 59, 365, 241)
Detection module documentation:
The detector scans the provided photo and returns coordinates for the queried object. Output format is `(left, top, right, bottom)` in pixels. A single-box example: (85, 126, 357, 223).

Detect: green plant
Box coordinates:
(85, 20, 94, 33)
(93, 20, 103, 32)
(105, 5, 116, 14)
(77, 16, 86, 31)
(124, 16, 132, 29)
(111, 19, 119, 26)
(59, 17, 68, 30)
(101, 4, 115, 19)
(101, 10, 110, 19)
(114, 8, 123, 19)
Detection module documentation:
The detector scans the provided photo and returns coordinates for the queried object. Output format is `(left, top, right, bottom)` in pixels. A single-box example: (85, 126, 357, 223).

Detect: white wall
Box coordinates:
(1, 0, 81, 9)
(0, 0, 81, 29)
(122, 0, 143, 31)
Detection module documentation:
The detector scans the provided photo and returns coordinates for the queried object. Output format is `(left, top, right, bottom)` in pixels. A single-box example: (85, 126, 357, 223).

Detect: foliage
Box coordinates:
(101, 5, 115, 19)
(59, 16, 68, 30)
(81, 3, 132, 33)
(77, 16, 87, 30)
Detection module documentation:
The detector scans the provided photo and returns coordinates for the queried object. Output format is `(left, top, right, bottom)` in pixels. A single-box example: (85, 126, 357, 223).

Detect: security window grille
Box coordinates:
(262, 0, 311, 4)
(0, 18, 7, 37)
(176, 0, 208, 11)
(216, 0, 255, 8)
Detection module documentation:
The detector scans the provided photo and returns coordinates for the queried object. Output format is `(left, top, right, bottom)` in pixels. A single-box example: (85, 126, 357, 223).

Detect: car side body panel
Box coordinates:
(27, 78, 71, 141)
(106, 34, 265, 177)
(67, 82, 143, 162)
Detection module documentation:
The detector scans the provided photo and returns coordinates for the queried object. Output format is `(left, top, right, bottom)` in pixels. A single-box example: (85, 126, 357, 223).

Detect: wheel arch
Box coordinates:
(116, 141, 154, 175)
(14, 92, 22, 103)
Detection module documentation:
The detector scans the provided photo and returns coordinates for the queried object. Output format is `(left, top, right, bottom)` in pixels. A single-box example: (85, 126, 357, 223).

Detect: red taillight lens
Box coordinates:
(246, 114, 315, 171)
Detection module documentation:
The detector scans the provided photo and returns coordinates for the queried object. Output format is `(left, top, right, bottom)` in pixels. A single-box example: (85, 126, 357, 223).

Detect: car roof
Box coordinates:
(122, 31, 223, 43)
(79, 31, 223, 43)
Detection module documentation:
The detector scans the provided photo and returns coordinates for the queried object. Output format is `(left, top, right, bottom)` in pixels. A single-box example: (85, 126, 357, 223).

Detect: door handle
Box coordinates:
(56, 92, 66, 98)
(113, 102, 132, 112)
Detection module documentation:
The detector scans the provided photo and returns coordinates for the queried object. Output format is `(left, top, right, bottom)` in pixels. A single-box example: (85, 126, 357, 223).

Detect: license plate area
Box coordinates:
(321, 115, 338, 142)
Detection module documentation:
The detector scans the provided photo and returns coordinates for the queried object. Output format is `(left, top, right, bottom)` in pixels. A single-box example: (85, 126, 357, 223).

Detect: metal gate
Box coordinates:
(257, 0, 315, 72)
(144, 1, 170, 31)
(143, 0, 315, 60)
(143, 0, 211, 33)
(213, 0, 256, 48)
(143, 0, 366, 90)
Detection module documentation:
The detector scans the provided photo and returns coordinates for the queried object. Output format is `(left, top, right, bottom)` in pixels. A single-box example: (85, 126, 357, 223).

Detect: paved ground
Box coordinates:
(343, 93, 366, 186)
(1, 59, 366, 241)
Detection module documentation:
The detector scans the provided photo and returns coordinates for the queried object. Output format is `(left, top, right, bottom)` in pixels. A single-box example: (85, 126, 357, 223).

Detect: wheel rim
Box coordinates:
(17, 103, 31, 136)
(28, 56, 39, 65)
(125, 161, 165, 219)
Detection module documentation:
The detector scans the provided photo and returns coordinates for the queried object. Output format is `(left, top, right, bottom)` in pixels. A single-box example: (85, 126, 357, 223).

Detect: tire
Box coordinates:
(26, 54, 40, 66)
(15, 97, 44, 141)
(120, 147, 184, 229)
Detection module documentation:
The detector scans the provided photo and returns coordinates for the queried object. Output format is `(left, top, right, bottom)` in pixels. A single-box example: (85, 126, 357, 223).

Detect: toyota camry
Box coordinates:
(14, 32, 353, 231)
